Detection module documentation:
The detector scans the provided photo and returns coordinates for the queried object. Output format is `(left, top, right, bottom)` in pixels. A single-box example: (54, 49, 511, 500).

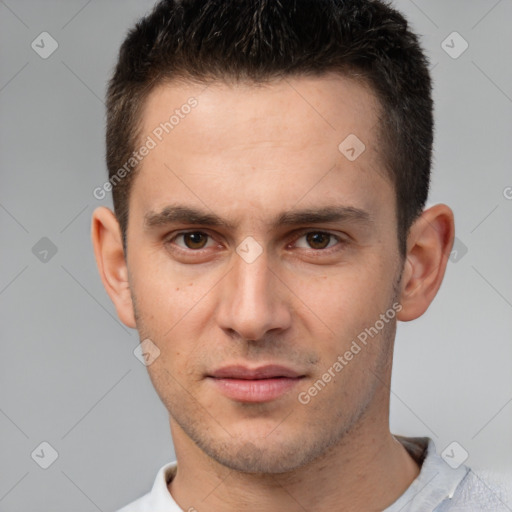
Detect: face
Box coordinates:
(123, 74, 404, 473)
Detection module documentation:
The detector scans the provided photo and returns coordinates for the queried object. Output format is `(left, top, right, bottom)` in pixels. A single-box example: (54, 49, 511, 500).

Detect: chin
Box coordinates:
(199, 435, 326, 475)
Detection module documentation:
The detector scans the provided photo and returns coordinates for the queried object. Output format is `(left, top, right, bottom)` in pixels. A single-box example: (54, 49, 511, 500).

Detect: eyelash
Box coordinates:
(165, 229, 346, 255)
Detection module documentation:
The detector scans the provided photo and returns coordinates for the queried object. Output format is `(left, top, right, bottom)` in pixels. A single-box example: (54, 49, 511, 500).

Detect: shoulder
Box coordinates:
(440, 469, 512, 511)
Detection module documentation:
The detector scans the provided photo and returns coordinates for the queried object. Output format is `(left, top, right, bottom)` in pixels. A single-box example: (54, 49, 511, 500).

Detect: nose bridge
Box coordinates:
(218, 247, 289, 340)
(235, 249, 272, 304)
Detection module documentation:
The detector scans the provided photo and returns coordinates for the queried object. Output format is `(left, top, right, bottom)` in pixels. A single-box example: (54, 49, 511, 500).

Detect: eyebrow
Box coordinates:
(144, 204, 374, 230)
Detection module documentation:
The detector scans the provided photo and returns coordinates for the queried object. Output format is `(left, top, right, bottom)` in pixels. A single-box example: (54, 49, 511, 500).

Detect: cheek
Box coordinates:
(129, 253, 217, 331)
(145, 357, 199, 420)
(293, 264, 391, 335)
(129, 260, 216, 362)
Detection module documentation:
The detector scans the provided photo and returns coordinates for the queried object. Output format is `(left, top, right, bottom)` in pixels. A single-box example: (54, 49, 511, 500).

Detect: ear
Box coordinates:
(91, 207, 136, 328)
(397, 204, 455, 322)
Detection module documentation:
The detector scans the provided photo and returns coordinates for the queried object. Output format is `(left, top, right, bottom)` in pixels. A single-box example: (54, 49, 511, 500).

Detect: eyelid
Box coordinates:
(166, 230, 219, 250)
(289, 228, 346, 251)
(166, 228, 347, 253)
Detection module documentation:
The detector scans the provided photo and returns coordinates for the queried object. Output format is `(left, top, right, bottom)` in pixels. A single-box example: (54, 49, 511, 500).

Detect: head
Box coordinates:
(105, 0, 434, 258)
(93, 0, 454, 474)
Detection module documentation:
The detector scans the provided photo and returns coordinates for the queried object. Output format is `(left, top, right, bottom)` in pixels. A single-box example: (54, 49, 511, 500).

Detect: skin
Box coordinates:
(92, 73, 455, 511)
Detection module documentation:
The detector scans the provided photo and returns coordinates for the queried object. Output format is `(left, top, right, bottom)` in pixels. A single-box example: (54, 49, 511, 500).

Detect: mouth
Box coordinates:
(207, 364, 306, 403)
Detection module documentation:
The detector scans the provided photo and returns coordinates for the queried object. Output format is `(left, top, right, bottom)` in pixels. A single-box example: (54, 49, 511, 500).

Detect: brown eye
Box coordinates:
(305, 232, 332, 250)
(182, 232, 209, 249)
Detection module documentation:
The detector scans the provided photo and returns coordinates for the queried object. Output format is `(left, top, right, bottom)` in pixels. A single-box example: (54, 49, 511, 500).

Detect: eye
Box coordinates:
(293, 231, 343, 251)
(169, 231, 215, 250)
(165, 230, 346, 256)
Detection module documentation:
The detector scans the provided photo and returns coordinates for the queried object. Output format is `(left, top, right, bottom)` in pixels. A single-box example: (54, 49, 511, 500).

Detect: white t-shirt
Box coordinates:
(116, 437, 510, 512)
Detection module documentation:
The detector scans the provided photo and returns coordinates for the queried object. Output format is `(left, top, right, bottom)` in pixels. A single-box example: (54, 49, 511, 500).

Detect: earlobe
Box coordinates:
(397, 204, 455, 322)
(91, 207, 136, 329)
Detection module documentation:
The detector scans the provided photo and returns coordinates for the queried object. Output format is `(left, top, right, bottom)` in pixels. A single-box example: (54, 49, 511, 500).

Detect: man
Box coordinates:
(91, 0, 509, 510)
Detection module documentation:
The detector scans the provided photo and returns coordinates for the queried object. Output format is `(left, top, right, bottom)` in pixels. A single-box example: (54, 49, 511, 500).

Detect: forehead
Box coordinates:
(141, 73, 382, 155)
(132, 73, 393, 225)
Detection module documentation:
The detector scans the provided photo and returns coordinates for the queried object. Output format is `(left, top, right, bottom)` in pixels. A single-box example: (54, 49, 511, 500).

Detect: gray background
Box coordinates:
(1, 1, 511, 511)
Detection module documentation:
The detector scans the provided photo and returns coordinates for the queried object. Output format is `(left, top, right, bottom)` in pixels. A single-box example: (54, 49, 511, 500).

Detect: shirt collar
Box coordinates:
(384, 437, 470, 511)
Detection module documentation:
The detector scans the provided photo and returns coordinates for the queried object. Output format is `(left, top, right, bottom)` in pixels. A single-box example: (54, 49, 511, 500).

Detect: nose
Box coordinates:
(215, 246, 292, 342)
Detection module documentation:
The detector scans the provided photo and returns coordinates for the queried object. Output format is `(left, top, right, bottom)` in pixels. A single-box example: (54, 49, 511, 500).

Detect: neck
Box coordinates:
(167, 417, 420, 512)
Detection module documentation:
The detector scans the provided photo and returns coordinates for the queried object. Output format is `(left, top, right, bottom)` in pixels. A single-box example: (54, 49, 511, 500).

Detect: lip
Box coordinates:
(207, 365, 306, 403)
(209, 364, 304, 379)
